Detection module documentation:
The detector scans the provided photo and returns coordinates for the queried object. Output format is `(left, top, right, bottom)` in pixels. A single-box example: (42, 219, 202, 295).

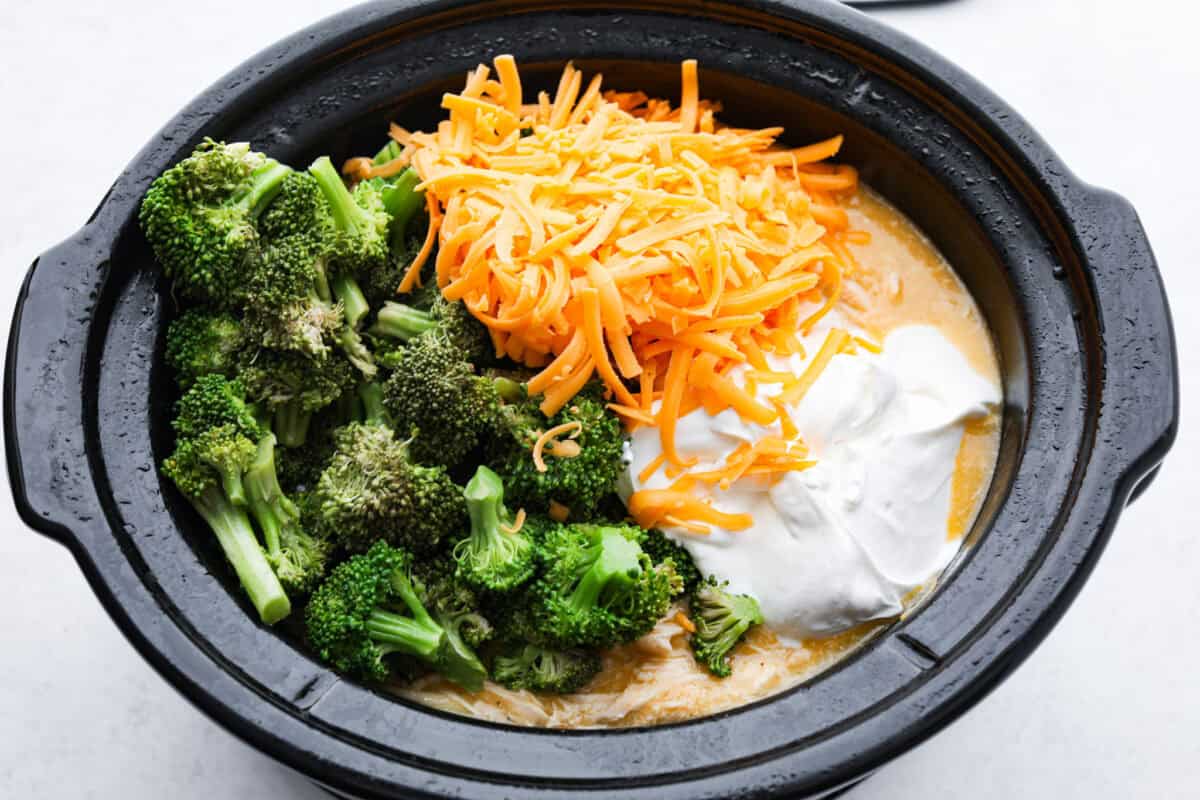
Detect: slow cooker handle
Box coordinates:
(4, 223, 111, 549)
(1080, 188, 1178, 505)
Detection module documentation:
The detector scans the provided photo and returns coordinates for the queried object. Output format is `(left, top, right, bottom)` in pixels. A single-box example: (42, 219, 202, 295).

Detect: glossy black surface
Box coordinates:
(4, 2, 1178, 798)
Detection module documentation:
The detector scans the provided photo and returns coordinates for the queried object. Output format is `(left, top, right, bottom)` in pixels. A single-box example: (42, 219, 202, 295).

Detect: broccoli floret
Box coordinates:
(164, 309, 245, 387)
(238, 348, 356, 447)
(640, 528, 702, 596)
(243, 432, 330, 595)
(372, 292, 493, 366)
(381, 331, 499, 468)
(490, 643, 600, 694)
(172, 374, 262, 444)
(305, 541, 486, 690)
(139, 140, 291, 305)
(413, 553, 495, 675)
(163, 424, 289, 624)
(488, 386, 625, 519)
(689, 578, 764, 678)
(526, 522, 676, 649)
(453, 466, 536, 593)
(308, 156, 389, 319)
(356, 166, 427, 306)
(308, 422, 466, 555)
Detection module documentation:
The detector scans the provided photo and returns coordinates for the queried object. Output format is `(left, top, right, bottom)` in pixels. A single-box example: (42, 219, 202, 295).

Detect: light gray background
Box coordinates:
(1, 1, 1195, 797)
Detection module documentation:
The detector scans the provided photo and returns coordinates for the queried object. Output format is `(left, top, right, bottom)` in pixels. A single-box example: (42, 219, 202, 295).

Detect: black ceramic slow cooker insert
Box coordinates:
(4, 1, 1178, 798)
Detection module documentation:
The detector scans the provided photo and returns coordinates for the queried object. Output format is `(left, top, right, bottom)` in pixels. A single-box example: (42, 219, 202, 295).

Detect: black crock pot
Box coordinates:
(4, 1, 1179, 798)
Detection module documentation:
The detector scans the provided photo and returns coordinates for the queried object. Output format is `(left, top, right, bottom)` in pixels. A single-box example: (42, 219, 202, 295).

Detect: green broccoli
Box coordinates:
(164, 309, 245, 387)
(307, 156, 389, 326)
(381, 331, 500, 468)
(487, 386, 625, 519)
(490, 643, 600, 694)
(237, 348, 356, 447)
(163, 395, 289, 625)
(640, 528, 702, 596)
(251, 170, 377, 376)
(525, 522, 676, 649)
(305, 541, 486, 690)
(689, 578, 764, 678)
(453, 466, 536, 593)
(139, 140, 291, 305)
(371, 291, 493, 366)
(171, 374, 261, 444)
(243, 432, 329, 595)
(308, 422, 466, 555)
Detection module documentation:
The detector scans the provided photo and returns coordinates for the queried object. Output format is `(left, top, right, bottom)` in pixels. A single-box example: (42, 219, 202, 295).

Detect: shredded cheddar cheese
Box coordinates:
(498, 508, 527, 536)
(531, 421, 584, 473)
(368, 56, 864, 533)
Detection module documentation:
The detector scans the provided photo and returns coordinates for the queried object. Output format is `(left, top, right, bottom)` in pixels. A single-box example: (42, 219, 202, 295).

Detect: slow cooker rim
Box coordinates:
(4, 1, 1177, 798)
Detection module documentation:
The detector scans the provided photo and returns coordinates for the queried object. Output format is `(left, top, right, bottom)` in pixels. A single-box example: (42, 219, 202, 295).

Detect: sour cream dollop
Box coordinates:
(620, 323, 1001, 642)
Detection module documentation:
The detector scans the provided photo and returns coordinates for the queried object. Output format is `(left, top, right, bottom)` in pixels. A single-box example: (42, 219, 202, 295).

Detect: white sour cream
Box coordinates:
(620, 323, 1001, 642)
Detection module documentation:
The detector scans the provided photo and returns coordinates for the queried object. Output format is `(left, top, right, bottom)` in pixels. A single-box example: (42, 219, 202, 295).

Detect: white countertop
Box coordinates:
(1, 1, 1196, 797)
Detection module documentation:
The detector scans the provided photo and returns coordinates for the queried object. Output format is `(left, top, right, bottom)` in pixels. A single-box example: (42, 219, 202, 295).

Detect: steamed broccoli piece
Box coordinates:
(243, 433, 330, 595)
(371, 291, 494, 366)
(164, 309, 246, 387)
(526, 522, 676, 649)
(172, 374, 262, 444)
(244, 171, 344, 357)
(490, 643, 600, 694)
(308, 422, 466, 555)
(487, 386, 625, 519)
(238, 348, 356, 447)
(139, 140, 291, 305)
(413, 555, 494, 649)
(379, 167, 425, 251)
(163, 423, 289, 625)
(308, 156, 389, 318)
(381, 331, 499, 468)
(640, 528, 702, 596)
(305, 542, 486, 689)
(453, 466, 536, 593)
(689, 578, 764, 678)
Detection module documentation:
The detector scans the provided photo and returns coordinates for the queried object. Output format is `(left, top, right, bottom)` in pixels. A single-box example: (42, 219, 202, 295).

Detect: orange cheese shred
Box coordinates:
(376, 55, 868, 532)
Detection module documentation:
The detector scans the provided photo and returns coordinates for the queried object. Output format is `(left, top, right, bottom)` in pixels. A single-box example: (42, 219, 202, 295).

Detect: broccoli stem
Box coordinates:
(567, 529, 643, 612)
(365, 608, 443, 659)
(237, 159, 292, 217)
(357, 382, 389, 427)
(465, 465, 506, 546)
(335, 326, 377, 380)
(274, 402, 312, 448)
(371, 302, 435, 342)
(244, 434, 299, 558)
(202, 455, 249, 508)
(380, 168, 424, 247)
(309, 156, 376, 234)
(373, 140, 403, 166)
(491, 376, 525, 403)
(190, 484, 291, 624)
(331, 273, 370, 329)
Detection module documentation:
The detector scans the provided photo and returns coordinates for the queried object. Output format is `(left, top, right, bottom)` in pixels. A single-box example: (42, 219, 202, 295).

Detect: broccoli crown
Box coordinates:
(244, 433, 330, 595)
(382, 331, 498, 468)
(639, 528, 702, 596)
(139, 140, 291, 305)
(238, 348, 355, 415)
(308, 156, 390, 277)
(172, 374, 263, 442)
(490, 643, 601, 694)
(305, 541, 485, 689)
(308, 422, 466, 554)
(413, 554, 494, 649)
(162, 423, 257, 506)
(453, 465, 536, 593)
(488, 386, 624, 519)
(526, 522, 675, 649)
(164, 308, 246, 386)
(689, 578, 764, 678)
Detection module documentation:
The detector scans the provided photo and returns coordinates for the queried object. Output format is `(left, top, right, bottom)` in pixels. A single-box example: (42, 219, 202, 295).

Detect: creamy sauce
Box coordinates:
(397, 188, 1003, 727)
